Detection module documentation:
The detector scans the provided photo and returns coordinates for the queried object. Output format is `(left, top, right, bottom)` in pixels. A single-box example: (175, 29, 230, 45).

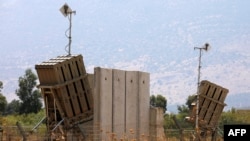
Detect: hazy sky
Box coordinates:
(1, 0, 250, 112)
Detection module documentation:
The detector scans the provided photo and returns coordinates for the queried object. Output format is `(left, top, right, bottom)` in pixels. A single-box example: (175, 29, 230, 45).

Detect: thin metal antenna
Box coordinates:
(194, 43, 211, 139)
(60, 3, 76, 56)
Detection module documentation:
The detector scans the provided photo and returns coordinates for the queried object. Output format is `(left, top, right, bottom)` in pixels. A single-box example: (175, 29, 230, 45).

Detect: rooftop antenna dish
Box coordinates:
(193, 42, 211, 138)
(60, 3, 76, 56)
(203, 43, 211, 51)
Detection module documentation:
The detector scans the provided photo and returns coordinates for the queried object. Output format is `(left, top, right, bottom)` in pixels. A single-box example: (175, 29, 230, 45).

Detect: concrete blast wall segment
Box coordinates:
(93, 67, 150, 140)
(150, 107, 166, 141)
(113, 69, 126, 137)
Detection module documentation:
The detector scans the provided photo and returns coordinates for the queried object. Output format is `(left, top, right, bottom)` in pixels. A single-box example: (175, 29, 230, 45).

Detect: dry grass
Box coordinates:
(0, 126, 223, 141)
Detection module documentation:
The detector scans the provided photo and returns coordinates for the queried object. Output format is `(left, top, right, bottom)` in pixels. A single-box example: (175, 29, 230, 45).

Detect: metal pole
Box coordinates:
(60, 4, 76, 56)
(193, 47, 203, 140)
(68, 12, 72, 56)
(16, 122, 27, 141)
(31, 116, 47, 132)
(196, 48, 202, 133)
(52, 118, 65, 132)
(194, 43, 210, 140)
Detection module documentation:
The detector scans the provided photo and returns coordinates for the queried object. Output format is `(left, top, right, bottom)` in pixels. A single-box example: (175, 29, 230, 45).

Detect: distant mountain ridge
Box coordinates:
(224, 93, 250, 111)
(1, 0, 250, 113)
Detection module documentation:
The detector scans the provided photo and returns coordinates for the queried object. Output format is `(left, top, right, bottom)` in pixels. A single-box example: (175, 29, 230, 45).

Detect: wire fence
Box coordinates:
(0, 125, 48, 141)
(0, 126, 224, 141)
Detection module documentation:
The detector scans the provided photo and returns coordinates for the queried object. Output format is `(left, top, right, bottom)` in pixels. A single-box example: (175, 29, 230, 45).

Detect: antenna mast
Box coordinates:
(194, 43, 211, 140)
(60, 3, 76, 56)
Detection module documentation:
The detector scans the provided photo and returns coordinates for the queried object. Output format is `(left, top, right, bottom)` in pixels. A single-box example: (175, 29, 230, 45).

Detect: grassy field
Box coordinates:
(0, 126, 224, 141)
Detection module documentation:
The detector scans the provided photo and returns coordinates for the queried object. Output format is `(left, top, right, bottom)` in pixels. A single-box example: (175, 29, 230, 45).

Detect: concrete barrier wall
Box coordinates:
(93, 67, 113, 140)
(93, 67, 150, 140)
(125, 71, 139, 138)
(138, 72, 150, 138)
(112, 69, 126, 138)
(150, 107, 166, 141)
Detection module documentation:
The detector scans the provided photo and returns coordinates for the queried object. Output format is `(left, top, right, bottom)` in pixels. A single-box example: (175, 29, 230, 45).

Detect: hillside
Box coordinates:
(1, 0, 250, 112)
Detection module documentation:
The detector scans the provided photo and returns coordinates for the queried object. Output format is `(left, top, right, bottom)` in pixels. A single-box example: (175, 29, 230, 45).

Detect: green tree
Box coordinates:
(0, 81, 7, 114)
(150, 95, 156, 106)
(177, 105, 189, 114)
(0, 81, 3, 90)
(150, 94, 167, 113)
(185, 94, 196, 109)
(163, 113, 176, 129)
(218, 108, 250, 129)
(177, 94, 196, 115)
(175, 94, 197, 129)
(5, 99, 20, 115)
(16, 69, 42, 114)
